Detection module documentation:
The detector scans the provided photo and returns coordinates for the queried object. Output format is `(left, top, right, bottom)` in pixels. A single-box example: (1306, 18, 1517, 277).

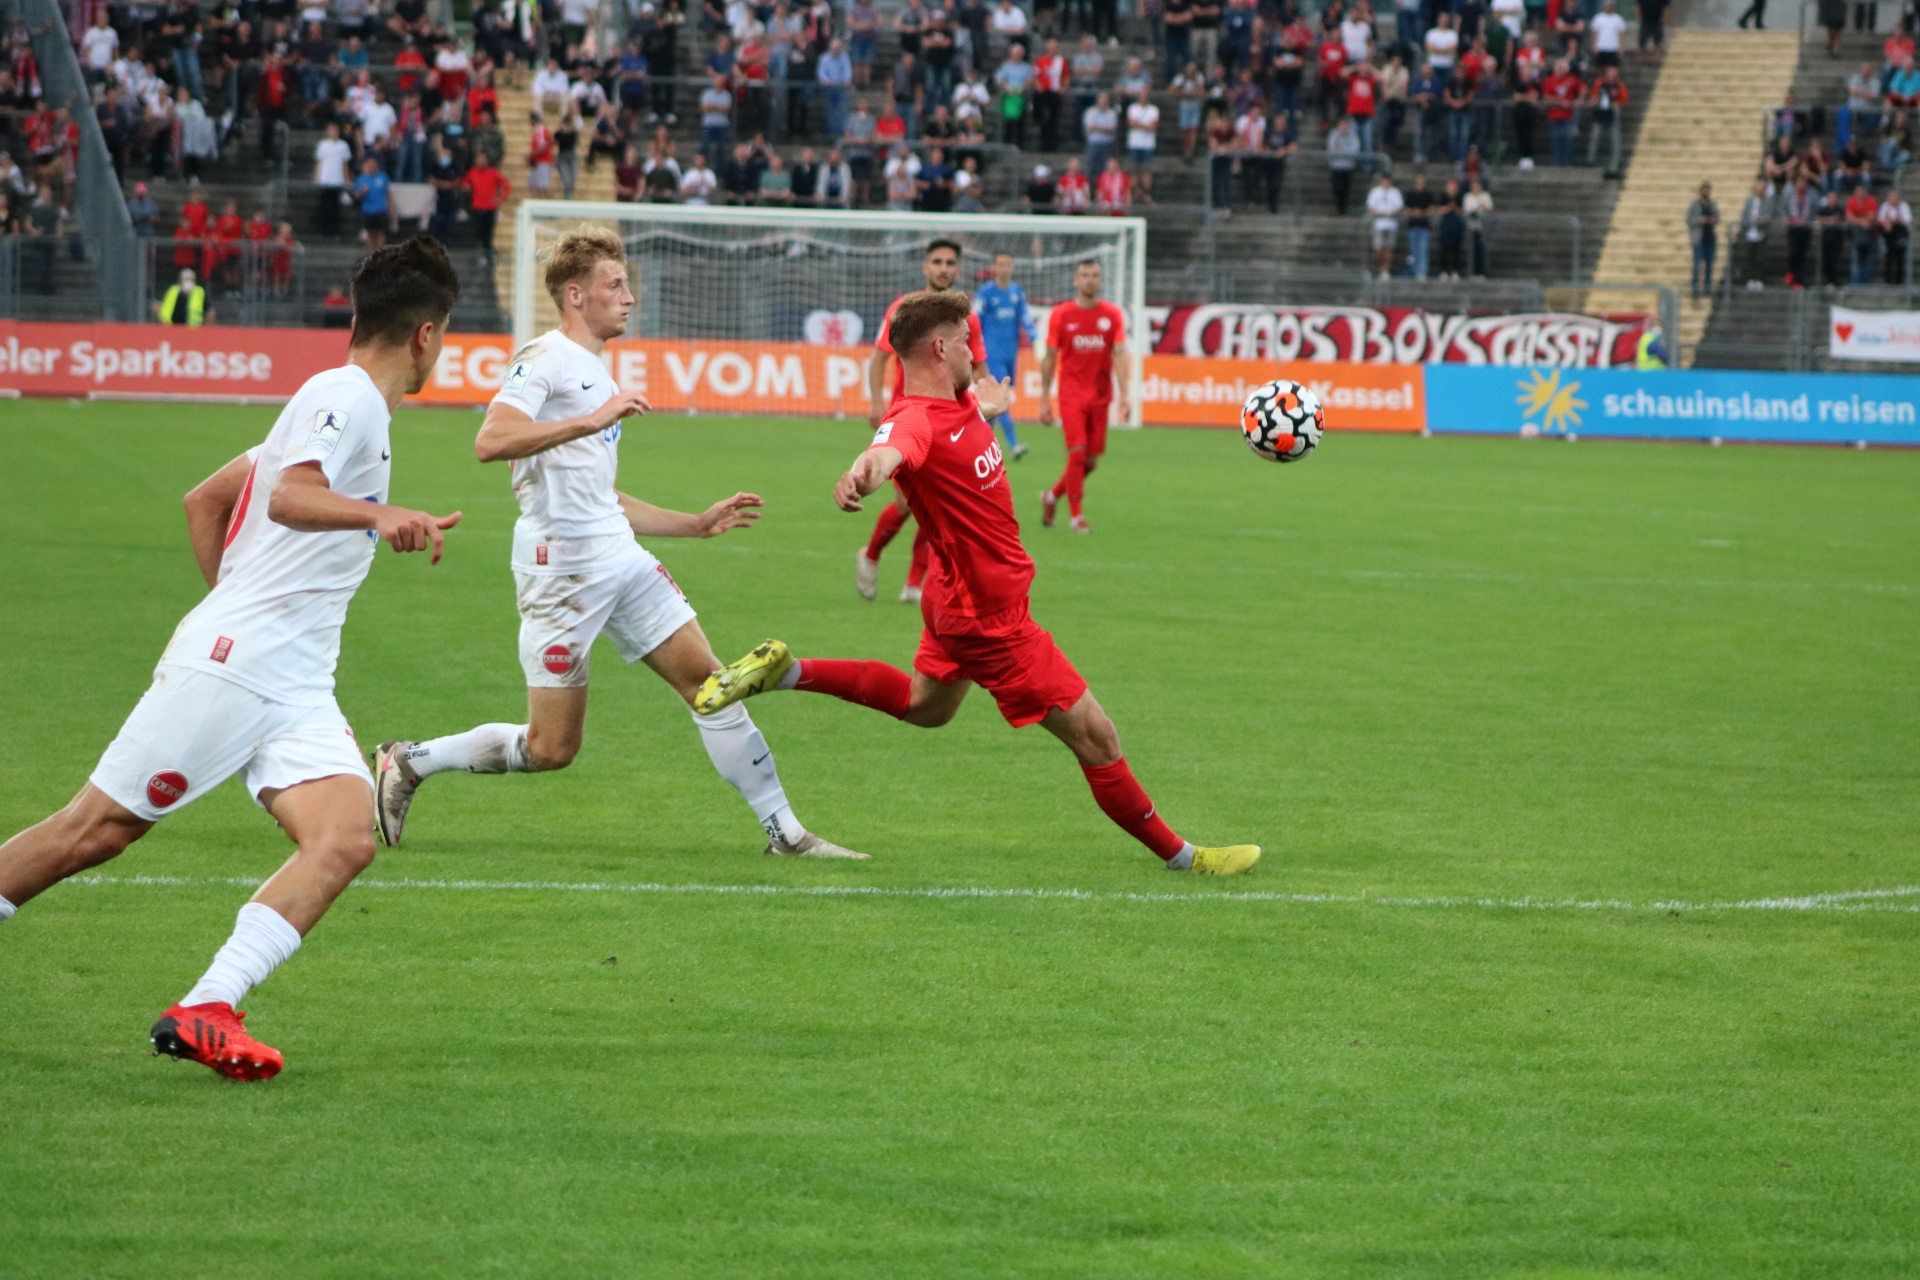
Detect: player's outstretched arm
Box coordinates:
(834, 447, 903, 512)
(473, 392, 651, 463)
(183, 451, 255, 588)
(616, 490, 763, 538)
(269, 462, 463, 564)
(973, 374, 1014, 421)
(866, 347, 891, 428)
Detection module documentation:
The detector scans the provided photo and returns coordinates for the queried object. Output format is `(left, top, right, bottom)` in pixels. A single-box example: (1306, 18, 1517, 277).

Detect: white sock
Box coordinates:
(1166, 844, 1195, 871)
(181, 902, 302, 1009)
(405, 724, 532, 778)
(775, 663, 801, 691)
(690, 704, 806, 845)
(0, 894, 15, 923)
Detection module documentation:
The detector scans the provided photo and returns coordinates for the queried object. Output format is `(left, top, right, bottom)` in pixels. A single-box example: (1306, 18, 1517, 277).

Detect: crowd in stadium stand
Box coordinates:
(1729, 28, 1917, 290)
(3, 0, 1915, 298)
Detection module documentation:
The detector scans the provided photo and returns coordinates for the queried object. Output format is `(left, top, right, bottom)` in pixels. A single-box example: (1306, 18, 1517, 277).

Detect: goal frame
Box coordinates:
(513, 200, 1150, 427)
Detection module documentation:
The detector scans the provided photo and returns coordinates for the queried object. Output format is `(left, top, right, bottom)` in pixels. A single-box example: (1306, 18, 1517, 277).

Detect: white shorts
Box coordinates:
(516, 545, 697, 689)
(91, 666, 373, 821)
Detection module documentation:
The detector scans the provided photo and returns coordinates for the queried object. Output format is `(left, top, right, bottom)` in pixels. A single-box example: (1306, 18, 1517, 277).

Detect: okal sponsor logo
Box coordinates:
(210, 635, 234, 664)
(146, 771, 189, 809)
(542, 644, 574, 674)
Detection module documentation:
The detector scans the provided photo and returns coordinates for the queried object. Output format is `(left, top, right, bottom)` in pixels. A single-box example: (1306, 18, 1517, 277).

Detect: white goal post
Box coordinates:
(512, 201, 1149, 426)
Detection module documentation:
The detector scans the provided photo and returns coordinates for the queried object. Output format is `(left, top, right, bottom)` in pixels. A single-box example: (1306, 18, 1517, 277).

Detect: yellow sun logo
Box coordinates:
(1515, 369, 1587, 435)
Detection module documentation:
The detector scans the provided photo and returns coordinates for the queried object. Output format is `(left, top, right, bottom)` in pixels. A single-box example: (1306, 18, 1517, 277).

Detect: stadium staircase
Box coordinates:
(1591, 27, 1799, 363)
(487, 79, 619, 330)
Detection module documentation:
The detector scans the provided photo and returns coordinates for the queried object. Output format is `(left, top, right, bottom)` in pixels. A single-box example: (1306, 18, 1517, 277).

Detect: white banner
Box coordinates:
(1829, 306, 1920, 363)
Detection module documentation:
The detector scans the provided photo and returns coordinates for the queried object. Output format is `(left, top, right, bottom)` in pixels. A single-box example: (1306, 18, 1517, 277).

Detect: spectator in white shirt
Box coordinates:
(1365, 171, 1404, 278)
(1340, 9, 1373, 63)
(953, 67, 990, 122)
(680, 154, 719, 202)
(532, 56, 571, 103)
(990, 0, 1029, 58)
(1082, 90, 1118, 176)
(1125, 87, 1160, 200)
(81, 12, 119, 76)
(1589, 0, 1626, 68)
(360, 86, 398, 150)
(312, 122, 354, 237)
(1490, 0, 1525, 39)
(1424, 13, 1457, 72)
(1879, 189, 1911, 283)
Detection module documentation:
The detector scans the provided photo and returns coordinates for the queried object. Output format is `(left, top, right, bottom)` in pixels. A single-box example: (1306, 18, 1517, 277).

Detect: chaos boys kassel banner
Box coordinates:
(1143, 305, 1653, 368)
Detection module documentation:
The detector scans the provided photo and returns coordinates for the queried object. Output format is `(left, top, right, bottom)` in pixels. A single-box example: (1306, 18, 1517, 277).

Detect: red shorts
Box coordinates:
(1059, 398, 1110, 457)
(912, 604, 1088, 728)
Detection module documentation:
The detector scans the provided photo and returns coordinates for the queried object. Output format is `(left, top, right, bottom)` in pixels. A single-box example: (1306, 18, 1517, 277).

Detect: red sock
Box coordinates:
(865, 504, 908, 562)
(1063, 449, 1087, 519)
(795, 659, 913, 719)
(1081, 758, 1186, 860)
(906, 527, 931, 588)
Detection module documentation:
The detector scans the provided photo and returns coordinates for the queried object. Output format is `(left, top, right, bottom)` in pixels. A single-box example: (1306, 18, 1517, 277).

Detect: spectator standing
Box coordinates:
(1781, 174, 1815, 287)
(1126, 87, 1159, 202)
(1410, 60, 1445, 164)
(1345, 59, 1379, 152)
(1435, 176, 1466, 279)
(1585, 64, 1627, 174)
(1396, 0, 1424, 52)
(462, 152, 509, 261)
(1084, 90, 1119, 175)
(919, 147, 956, 211)
(128, 181, 159, 237)
(1096, 155, 1131, 211)
(1542, 58, 1582, 167)
(1164, 0, 1194, 80)
(1365, 171, 1403, 278)
(1638, 0, 1668, 60)
(81, 11, 118, 81)
(818, 38, 853, 138)
(990, 0, 1030, 59)
(1845, 182, 1879, 282)
(848, 0, 879, 85)
(1735, 179, 1771, 289)
(1034, 38, 1068, 151)
(352, 155, 390, 249)
(889, 50, 924, 139)
(1815, 186, 1846, 284)
(1878, 189, 1911, 282)
(844, 97, 878, 203)
(1380, 54, 1409, 152)
(1404, 171, 1434, 278)
(1206, 110, 1236, 210)
(996, 44, 1034, 146)
(1173, 62, 1205, 156)
(1589, 0, 1625, 68)
(1845, 62, 1882, 142)
(1191, 0, 1221, 77)
(1443, 70, 1474, 162)
(1424, 14, 1458, 76)
(699, 73, 733, 163)
(312, 121, 352, 238)
(1328, 113, 1362, 212)
(1464, 177, 1492, 276)
(428, 136, 464, 239)
(527, 109, 556, 196)
(1070, 36, 1104, 142)
(1687, 181, 1719, 297)
(1270, 12, 1312, 117)
(554, 105, 583, 199)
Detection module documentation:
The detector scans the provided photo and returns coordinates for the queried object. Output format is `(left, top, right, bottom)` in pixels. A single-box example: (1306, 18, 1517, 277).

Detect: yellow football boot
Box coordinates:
(695, 639, 795, 716)
(1190, 845, 1262, 876)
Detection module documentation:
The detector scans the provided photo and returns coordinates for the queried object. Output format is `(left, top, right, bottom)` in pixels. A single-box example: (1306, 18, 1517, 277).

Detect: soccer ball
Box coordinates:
(1240, 380, 1324, 463)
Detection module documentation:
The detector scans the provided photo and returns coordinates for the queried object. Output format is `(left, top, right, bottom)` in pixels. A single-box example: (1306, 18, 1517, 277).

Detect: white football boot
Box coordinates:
(856, 549, 879, 600)
(767, 832, 871, 860)
(371, 740, 420, 847)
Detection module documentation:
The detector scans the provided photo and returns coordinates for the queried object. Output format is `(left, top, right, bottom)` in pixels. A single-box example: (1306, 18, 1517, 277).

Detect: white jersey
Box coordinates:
(160, 365, 392, 707)
(494, 328, 633, 574)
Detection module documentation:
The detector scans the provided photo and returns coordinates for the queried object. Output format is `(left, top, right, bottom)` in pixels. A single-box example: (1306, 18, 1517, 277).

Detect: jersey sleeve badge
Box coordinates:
(503, 360, 534, 396)
(306, 408, 349, 457)
(872, 421, 895, 445)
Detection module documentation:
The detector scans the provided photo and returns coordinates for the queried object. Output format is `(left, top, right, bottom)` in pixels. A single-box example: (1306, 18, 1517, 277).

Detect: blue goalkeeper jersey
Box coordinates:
(973, 281, 1038, 363)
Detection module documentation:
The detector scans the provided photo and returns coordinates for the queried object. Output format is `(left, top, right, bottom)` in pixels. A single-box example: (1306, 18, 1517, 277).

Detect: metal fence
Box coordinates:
(1694, 284, 1920, 371)
(5, 0, 138, 320)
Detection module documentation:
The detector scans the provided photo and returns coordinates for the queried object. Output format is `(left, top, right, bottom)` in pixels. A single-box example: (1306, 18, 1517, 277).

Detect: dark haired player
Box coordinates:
(1039, 258, 1129, 534)
(0, 237, 466, 1080)
(857, 237, 990, 604)
(699, 291, 1259, 876)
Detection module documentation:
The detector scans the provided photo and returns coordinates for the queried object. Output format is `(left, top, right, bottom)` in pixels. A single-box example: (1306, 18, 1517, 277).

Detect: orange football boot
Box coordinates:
(150, 1002, 284, 1081)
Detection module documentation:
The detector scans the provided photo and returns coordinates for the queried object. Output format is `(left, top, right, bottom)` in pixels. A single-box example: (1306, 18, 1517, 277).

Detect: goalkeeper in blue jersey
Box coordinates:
(971, 252, 1037, 459)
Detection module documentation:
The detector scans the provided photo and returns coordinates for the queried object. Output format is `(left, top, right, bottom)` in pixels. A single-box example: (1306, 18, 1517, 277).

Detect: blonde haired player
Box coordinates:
(372, 228, 864, 860)
(0, 238, 466, 1080)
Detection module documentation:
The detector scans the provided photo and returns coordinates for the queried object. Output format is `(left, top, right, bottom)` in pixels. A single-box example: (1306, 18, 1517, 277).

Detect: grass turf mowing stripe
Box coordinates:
(62, 873, 1920, 913)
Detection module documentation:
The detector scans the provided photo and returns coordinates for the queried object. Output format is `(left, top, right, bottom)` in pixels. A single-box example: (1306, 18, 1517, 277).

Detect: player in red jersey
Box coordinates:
(1038, 259, 1130, 534)
(697, 291, 1259, 876)
(858, 238, 990, 605)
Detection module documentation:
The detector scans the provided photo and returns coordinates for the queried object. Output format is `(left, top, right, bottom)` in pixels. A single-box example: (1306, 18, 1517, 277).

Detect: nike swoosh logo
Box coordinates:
(380, 447, 390, 460)
(582, 381, 597, 391)
(751, 752, 771, 766)
(950, 429, 967, 442)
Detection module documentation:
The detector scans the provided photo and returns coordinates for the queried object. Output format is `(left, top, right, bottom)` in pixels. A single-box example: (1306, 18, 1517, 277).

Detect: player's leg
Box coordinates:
(0, 784, 153, 915)
(695, 636, 971, 727)
(1065, 402, 1100, 531)
(1044, 402, 1088, 528)
(372, 566, 614, 844)
(155, 697, 380, 1081)
(640, 618, 867, 859)
(857, 487, 912, 599)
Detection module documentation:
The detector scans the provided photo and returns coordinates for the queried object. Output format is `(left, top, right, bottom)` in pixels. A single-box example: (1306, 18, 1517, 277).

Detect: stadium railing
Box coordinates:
(1695, 282, 1920, 371)
(5, 0, 140, 321)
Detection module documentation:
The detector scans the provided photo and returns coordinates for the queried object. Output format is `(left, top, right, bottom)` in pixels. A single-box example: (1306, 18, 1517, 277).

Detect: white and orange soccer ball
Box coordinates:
(1240, 379, 1324, 463)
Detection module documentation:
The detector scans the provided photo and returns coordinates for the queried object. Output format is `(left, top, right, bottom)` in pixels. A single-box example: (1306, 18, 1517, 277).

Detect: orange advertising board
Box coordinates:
(408, 334, 1426, 433)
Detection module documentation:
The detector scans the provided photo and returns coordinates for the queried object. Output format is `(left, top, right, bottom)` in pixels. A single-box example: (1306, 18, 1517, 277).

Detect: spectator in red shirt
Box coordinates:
(255, 51, 289, 160)
(1095, 155, 1132, 212)
(1316, 34, 1346, 128)
(172, 215, 200, 271)
(1543, 59, 1583, 166)
(1845, 185, 1879, 282)
(1344, 58, 1377, 151)
(211, 199, 245, 283)
(461, 157, 510, 262)
(394, 37, 427, 95)
(181, 188, 211, 238)
(270, 223, 297, 295)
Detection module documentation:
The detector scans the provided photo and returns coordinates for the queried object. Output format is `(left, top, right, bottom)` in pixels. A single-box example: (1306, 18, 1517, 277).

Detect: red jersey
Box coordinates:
(872, 392, 1032, 631)
(875, 291, 986, 405)
(182, 197, 210, 236)
(462, 165, 510, 210)
(1543, 72, 1583, 120)
(1316, 39, 1346, 80)
(1047, 299, 1126, 404)
(245, 217, 273, 241)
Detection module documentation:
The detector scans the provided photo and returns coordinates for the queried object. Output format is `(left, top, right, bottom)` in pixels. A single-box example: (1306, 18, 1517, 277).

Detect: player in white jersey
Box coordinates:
(0, 238, 464, 1082)
(371, 228, 864, 859)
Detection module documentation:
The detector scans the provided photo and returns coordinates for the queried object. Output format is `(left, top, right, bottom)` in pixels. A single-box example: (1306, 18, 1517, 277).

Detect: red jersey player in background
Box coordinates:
(1039, 259, 1130, 534)
(697, 291, 1258, 876)
(858, 238, 989, 604)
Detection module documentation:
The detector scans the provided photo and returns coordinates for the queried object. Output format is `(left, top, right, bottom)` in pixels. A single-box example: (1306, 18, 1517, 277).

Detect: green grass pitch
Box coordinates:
(1, 398, 1916, 1278)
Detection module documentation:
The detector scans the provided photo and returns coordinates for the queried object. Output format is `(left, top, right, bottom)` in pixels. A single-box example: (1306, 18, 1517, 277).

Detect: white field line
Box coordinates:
(61, 875, 1920, 914)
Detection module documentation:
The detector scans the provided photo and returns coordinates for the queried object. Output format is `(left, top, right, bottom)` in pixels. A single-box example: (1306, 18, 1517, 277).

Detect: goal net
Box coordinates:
(512, 202, 1148, 426)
